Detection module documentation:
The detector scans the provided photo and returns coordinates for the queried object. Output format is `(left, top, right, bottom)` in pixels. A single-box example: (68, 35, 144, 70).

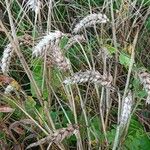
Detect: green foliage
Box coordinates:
(105, 44, 116, 54)
(1, 0, 150, 149)
(25, 96, 36, 112)
(119, 52, 131, 68)
(31, 59, 48, 99)
(123, 118, 150, 150)
(145, 17, 150, 32)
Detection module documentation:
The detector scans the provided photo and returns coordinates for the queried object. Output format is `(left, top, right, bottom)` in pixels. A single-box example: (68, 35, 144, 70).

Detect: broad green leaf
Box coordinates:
(119, 53, 131, 67)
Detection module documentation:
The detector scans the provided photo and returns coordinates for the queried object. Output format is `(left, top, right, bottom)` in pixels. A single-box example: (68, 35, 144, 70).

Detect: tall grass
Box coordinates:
(0, 0, 150, 149)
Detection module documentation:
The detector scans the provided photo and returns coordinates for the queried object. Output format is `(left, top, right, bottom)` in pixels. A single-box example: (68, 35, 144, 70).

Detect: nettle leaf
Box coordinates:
(132, 78, 147, 99)
(107, 128, 116, 144)
(119, 53, 131, 67)
(123, 118, 150, 150)
(90, 116, 101, 140)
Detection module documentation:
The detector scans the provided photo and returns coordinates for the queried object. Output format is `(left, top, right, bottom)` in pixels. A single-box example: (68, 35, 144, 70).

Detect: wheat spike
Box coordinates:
(64, 35, 86, 50)
(19, 34, 33, 46)
(63, 70, 113, 88)
(47, 46, 70, 71)
(26, 124, 79, 149)
(73, 13, 109, 34)
(1, 35, 33, 75)
(138, 70, 150, 104)
(1, 43, 14, 75)
(32, 31, 65, 57)
(120, 91, 133, 126)
(25, 0, 41, 14)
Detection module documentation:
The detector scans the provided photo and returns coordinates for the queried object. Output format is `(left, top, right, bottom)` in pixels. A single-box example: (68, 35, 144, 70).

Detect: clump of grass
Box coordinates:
(1, 0, 150, 149)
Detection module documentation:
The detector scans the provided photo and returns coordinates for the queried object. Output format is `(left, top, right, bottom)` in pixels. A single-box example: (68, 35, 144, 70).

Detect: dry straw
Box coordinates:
(63, 70, 113, 88)
(138, 70, 150, 104)
(26, 124, 79, 149)
(73, 13, 109, 34)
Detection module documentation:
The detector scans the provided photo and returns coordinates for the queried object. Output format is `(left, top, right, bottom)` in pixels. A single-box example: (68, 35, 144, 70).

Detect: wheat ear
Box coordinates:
(32, 31, 65, 57)
(120, 91, 133, 127)
(26, 124, 79, 149)
(1, 35, 33, 75)
(138, 70, 150, 104)
(73, 13, 109, 34)
(1, 43, 14, 75)
(47, 46, 71, 71)
(64, 34, 86, 50)
(63, 70, 113, 88)
(24, 0, 41, 14)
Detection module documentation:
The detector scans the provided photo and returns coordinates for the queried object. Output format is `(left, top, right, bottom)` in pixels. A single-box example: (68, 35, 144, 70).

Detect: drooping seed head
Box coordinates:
(63, 70, 113, 88)
(120, 91, 133, 126)
(73, 13, 109, 34)
(26, 124, 79, 149)
(47, 46, 70, 71)
(1, 35, 33, 75)
(24, 0, 41, 14)
(32, 31, 65, 57)
(64, 34, 86, 50)
(138, 69, 150, 104)
(1, 43, 14, 75)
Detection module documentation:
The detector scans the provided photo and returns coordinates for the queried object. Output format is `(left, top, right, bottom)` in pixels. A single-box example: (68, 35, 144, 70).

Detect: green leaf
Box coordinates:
(105, 45, 116, 54)
(119, 53, 131, 67)
(25, 96, 36, 111)
(31, 59, 48, 99)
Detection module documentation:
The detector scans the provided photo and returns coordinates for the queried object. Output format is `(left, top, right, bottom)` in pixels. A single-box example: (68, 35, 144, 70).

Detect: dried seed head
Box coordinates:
(25, 0, 41, 14)
(120, 91, 133, 126)
(73, 13, 109, 34)
(19, 34, 33, 46)
(47, 47, 70, 71)
(1, 35, 33, 75)
(138, 70, 150, 104)
(32, 31, 65, 57)
(63, 70, 113, 88)
(51, 124, 79, 143)
(64, 35, 86, 50)
(26, 124, 79, 149)
(1, 43, 14, 75)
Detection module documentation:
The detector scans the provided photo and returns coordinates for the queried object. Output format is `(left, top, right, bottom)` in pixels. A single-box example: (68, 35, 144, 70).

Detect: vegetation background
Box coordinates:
(0, 0, 150, 149)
